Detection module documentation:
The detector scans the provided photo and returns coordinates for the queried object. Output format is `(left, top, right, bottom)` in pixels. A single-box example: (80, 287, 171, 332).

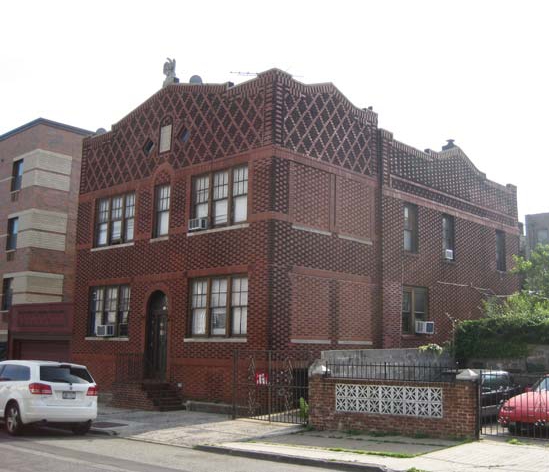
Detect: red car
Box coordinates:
(498, 375, 549, 434)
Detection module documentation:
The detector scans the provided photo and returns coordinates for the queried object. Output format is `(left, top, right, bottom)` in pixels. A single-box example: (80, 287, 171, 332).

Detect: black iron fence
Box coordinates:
(324, 360, 458, 383)
(233, 350, 314, 424)
(115, 353, 155, 383)
(479, 369, 549, 439)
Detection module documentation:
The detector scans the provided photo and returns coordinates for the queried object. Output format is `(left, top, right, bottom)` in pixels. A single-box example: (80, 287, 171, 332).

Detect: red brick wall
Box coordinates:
(337, 279, 374, 341)
(336, 176, 374, 240)
(309, 375, 478, 439)
(290, 273, 331, 340)
(290, 162, 331, 230)
(380, 193, 519, 348)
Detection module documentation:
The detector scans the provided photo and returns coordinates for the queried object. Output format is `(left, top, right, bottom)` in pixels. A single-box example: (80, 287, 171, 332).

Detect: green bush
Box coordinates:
(454, 293, 549, 362)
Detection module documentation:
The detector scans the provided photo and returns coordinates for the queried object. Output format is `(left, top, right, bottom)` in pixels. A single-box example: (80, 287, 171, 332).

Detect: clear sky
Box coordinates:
(1, 0, 546, 222)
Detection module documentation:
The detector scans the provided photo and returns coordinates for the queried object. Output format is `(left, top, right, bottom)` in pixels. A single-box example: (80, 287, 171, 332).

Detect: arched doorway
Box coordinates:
(145, 291, 168, 380)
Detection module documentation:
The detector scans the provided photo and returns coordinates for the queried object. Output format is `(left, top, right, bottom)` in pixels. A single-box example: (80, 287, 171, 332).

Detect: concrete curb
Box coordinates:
(89, 427, 118, 436)
(194, 444, 394, 472)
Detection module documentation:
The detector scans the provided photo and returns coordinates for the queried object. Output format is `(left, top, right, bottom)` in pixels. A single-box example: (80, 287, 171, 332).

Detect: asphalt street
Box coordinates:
(0, 427, 330, 472)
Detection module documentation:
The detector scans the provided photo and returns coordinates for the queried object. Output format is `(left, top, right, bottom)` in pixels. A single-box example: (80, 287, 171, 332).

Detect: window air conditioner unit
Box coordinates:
(444, 249, 454, 260)
(188, 217, 208, 232)
(96, 324, 115, 337)
(415, 320, 435, 335)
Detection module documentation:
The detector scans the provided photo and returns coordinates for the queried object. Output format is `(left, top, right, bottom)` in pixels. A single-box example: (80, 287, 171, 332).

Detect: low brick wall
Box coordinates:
(110, 383, 157, 410)
(309, 375, 478, 439)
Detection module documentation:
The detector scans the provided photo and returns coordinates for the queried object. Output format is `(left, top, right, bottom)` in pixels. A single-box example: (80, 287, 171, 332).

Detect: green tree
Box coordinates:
(455, 244, 549, 361)
(513, 244, 549, 299)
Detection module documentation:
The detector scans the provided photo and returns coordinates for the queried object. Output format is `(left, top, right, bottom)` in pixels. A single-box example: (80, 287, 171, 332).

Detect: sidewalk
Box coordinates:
(93, 405, 549, 472)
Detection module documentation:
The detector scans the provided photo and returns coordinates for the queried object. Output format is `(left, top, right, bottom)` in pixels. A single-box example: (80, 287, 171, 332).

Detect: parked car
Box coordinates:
(498, 374, 549, 434)
(0, 360, 98, 435)
(480, 370, 522, 418)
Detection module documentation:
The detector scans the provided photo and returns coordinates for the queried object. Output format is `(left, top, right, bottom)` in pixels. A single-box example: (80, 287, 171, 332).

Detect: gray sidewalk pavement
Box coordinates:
(92, 405, 549, 472)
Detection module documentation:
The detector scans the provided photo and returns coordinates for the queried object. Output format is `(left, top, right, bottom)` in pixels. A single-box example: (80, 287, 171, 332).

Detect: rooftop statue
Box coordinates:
(163, 58, 179, 87)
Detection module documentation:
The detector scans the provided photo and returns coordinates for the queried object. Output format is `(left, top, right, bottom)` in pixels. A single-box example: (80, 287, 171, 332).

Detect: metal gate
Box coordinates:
(232, 350, 313, 424)
(479, 369, 549, 439)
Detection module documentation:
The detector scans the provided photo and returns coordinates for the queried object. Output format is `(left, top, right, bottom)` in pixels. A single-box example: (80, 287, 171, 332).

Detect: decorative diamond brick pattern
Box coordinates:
(391, 144, 517, 219)
(336, 383, 443, 418)
(283, 90, 375, 175)
(81, 88, 265, 193)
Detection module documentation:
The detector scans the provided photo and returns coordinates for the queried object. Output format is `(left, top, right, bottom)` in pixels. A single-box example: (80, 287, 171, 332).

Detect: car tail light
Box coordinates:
(86, 385, 98, 396)
(29, 383, 52, 395)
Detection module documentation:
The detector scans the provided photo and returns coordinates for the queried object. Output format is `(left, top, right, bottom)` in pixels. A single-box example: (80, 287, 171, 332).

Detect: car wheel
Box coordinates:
(508, 423, 517, 435)
(71, 420, 92, 435)
(5, 403, 23, 436)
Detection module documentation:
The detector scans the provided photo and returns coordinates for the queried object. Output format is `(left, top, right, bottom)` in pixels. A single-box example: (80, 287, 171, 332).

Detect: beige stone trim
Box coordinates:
(16, 149, 72, 175)
(22, 169, 71, 191)
(13, 293, 63, 304)
(4, 271, 64, 305)
(11, 273, 63, 294)
(17, 230, 66, 251)
(8, 209, 68, 234)
(4, 271, 64, 279)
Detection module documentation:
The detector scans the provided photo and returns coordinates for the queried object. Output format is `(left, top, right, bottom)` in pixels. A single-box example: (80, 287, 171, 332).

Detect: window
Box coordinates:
(11, 160, 23, 192)
(95, 193, 135, 247)
(143, 139, 154, 155)
(6, 217, 18, 251)
(191, 275, 248, 337)
(442, 214, 455, 259)
(179, 128, 190, 143)
(403, 204, 418, 252)
(40, 365, 93, 384)
(192, 166, 248, 228)
(496, 230, 506, 271)
(0, 364, 30, 381)
(89, 285, 130, 337)
(159, 124, 172, 153)
(402, 287, 427, 334)
(1, 278, 13, 311)
(154, 185, 171, 237)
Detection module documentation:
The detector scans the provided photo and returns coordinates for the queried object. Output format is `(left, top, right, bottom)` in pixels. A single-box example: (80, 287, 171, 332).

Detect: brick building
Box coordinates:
(0, 118, 90, 360)
(524, 212, 549, 257)
(71, 69, 519, 403)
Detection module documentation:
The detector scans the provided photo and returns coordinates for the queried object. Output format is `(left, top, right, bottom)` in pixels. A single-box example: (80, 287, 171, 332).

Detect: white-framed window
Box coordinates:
(191, 275, 248, 337)
(159, 124, 172, 153)
(442, 214, 455, 259)
(192, 166, 248, 228)
(95, 193, 135, 247)
(89, 285, 131, 337)
(154, 185, 171, 237)
(403, 204, 418, 252)
(402, 286, 427, 334)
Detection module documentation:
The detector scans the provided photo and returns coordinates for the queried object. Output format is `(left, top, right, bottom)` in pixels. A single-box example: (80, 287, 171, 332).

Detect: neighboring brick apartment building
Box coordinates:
(71, 69, 519, 402)
(0, 118, 90, 360)
(524, 212, 549, 257)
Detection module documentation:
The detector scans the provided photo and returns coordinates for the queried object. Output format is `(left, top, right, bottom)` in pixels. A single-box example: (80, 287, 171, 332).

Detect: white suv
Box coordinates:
(0, 360, 98, 435)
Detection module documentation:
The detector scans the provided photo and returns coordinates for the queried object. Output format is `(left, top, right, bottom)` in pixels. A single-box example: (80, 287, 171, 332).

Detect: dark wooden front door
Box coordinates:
(145, 292, 168, 380)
